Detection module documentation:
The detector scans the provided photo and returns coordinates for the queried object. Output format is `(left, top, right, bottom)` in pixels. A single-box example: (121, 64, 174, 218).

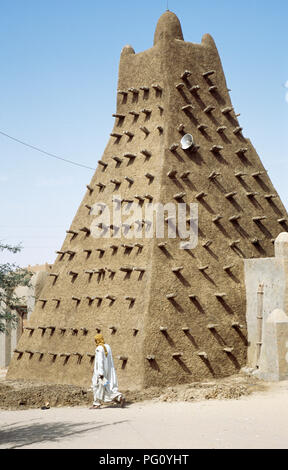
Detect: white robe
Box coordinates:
(91, 344, 121, 404)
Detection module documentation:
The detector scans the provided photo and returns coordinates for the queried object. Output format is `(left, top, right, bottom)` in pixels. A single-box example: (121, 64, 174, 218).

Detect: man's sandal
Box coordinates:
(89, 405, 101, 409)
(119, 396, 126, 408)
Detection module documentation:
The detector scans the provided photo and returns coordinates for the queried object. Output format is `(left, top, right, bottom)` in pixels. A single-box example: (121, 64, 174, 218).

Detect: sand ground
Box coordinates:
(1, 367, 288, 449)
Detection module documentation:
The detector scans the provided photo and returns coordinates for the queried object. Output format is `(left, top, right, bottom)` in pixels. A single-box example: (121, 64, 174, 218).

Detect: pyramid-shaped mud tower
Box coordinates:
(8, 11, 288, 389)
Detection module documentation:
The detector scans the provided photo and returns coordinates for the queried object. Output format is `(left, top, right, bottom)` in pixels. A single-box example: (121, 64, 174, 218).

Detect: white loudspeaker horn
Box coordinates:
(180, 133, 194, 149)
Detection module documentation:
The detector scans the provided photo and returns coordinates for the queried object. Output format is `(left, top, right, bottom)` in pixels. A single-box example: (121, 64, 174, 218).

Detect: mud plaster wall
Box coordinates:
(141, 27, 288, 387)
(244, 256, 287, 368)
(7, 12, 288, 389)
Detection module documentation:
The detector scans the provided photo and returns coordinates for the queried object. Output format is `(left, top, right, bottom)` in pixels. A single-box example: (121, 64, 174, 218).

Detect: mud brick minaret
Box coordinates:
(7, 11, 288, 389)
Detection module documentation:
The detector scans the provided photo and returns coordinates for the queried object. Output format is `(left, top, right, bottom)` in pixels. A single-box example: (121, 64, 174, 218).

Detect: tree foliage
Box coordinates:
(0, 242, 32, 333)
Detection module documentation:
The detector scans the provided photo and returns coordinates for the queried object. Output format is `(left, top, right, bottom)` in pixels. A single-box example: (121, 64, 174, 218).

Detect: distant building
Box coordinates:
(0, 263, 52, 368)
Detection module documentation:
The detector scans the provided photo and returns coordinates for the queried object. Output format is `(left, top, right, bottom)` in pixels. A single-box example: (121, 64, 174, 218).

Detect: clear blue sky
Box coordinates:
(1, 0, 287, 267)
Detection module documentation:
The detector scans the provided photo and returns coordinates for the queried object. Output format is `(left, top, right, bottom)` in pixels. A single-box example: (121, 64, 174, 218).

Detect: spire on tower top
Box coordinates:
(154, 11, 184, 45)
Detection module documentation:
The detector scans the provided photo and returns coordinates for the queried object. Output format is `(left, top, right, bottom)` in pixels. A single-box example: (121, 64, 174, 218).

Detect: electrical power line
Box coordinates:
(0, 129, 96, 170)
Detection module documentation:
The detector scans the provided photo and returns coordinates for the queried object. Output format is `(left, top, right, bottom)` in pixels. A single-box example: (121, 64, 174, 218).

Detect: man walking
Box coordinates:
(90, 333, 125, 409)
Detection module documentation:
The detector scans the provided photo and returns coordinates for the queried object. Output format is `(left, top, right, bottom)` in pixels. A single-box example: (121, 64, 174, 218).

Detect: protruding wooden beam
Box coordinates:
(66, 229, 78, 236)
(246, 192, 258, 198)
(105, 295, 116, 301)
(202, 70, 215, 78)
(112, 113, 125, 119)
(152, 84, 162, 91)
(133, 267, 145, 272)
(202, 240, 213, 248)
(216, 126, 227, 133)
(172, 352, 183, 358)
(189, 85, 200, 92)
(172, 266, 184, 273)
(118, 356, 128, 361)
(235, 148, 248, 157)
(223, 265, 234, 272)
(208, 171, 221, 180)
(215, 293, 226, 299)
(14, 349, 23, 354)
(110, 178, 121, 185)
(140, 149, 151, 158)
(252, 171, 266, 178)
(49, 273, 59, 278)
(197, 351, 208, 359)
(110, 132, 122, 139)
(221, 107, 233, 114)
(146, 355, 155, 361)
(195, 191, 207, 200)
(229, 215, 241, 222)
(210, 145, 223, 153)
(135, 195, 145, 202)
(167, 169, 177, 178)
(198, 265, 209, 272)
(181, 104, 194, 112)
(169, 143, 179, 151)
(233, 127, 243, 135)
(235, 171, 248, 178)
(204, 105, 215, 113)
(123, 131, 134, 138)
(86, 353, 95, 358)
(140, 126, 150, 135)
(173, 192, 186, 201)
(166, 293, 177, 300)
(229, 240, 240, 247)
(141, 108, 152, 115)
(197, 124, 208, 131)
(212, 214, 223, 223)
(225, 191, 237, 199)
(95, 182, 106, 190)
(181, 70, 192, 79)
(160, 326, 168, 332)
(129, 110, 139, 117)
(124, 176, 134, 185)
(79, 226, 91, 235)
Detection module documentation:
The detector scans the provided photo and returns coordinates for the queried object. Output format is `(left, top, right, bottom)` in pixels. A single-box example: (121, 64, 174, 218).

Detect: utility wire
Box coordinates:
(0, 129, 96, 170)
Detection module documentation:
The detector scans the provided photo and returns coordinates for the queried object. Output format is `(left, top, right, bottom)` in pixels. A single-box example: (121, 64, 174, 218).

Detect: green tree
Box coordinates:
(0, 242, 32, 333)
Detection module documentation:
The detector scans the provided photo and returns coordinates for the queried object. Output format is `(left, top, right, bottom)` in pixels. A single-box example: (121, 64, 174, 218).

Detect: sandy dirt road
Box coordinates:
(1, 379, 288, 449)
